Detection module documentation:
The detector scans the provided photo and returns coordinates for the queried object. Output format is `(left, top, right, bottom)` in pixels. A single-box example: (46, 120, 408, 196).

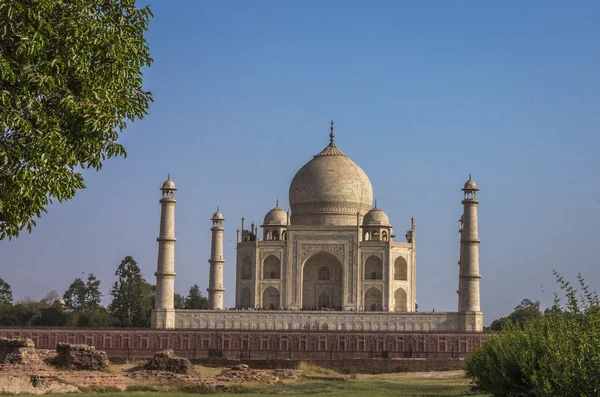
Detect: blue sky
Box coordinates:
(2, 1, 599, 323)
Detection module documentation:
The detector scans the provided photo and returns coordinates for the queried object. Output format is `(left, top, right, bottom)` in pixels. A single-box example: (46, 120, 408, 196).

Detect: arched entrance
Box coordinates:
(364, 287, 382, 311)
(262, 286, 280, 310)
(302, 251, 343, 310)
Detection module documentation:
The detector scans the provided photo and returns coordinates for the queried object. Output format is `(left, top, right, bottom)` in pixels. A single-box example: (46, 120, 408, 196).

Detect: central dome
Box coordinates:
(289, 130, 373, 226)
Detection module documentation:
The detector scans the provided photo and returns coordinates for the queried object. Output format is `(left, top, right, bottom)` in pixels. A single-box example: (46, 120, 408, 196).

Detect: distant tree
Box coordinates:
(489, 298, 543, 331)
(42, 290, 61, 305)
(174, 293, 185, 310)
(185, 285, 208, 310)
(0, 0, 154, 239)
(77, 306, 118, 327)
(0, 303, 17, 325)
(109, 256, 152, 327)
(63, 273, 102, 313)
(0, 277, 12, 304)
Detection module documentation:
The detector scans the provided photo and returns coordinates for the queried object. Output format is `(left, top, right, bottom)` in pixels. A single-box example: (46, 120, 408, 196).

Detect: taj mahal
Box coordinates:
(151, 122, 483, 333)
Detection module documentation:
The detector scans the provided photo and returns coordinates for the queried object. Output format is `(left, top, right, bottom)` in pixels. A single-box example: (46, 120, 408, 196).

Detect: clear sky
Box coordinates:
(2, 1, 599, 324)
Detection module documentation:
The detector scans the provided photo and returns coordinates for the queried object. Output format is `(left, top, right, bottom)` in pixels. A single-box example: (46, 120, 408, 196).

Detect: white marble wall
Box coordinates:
(171, 310, 483, 332)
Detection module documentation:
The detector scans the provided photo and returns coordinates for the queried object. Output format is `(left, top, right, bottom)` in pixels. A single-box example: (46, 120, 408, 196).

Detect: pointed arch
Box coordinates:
(364, 287, 382, 311)
(365, 255, 383, 280)
(302, 251, 343, 310)
(241, 256, 252, 280)
(240, 287, 252, 308)
(263, 255, 281, 279)
(262, 286, 280, 310)
(394, 256, 408, 280)
(394, 287, 407, 312)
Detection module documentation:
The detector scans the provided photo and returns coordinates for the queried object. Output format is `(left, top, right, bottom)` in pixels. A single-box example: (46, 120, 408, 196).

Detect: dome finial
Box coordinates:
(168, 173, 171, 180)
(329, 120, 335, 145)
(469, 173, 472, 180)
(374, 199, 378, 208)
(276, 198, 279, 207)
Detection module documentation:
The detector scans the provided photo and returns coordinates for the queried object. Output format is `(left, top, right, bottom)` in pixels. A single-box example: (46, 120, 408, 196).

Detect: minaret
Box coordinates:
(457, 215, 464, 311)
(208, 208, 225, 309)
(152, 176, 177, 329)
(459, 175, 481, 313)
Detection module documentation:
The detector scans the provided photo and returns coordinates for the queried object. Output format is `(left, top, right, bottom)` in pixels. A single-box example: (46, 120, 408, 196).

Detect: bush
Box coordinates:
(466, 273, 600, 397)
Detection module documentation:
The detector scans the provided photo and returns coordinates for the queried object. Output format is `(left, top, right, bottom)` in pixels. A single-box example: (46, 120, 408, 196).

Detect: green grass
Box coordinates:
(15, 376, 490, 397)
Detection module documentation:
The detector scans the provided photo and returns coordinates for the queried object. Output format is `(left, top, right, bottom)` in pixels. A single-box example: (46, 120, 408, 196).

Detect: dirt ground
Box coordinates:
(0, 358, 468, 395)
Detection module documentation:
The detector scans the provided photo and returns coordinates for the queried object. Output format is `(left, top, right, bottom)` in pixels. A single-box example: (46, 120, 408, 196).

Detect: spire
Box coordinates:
(329, 120, 335, 145)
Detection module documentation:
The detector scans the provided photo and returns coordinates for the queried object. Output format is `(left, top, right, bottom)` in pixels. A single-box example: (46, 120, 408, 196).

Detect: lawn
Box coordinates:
(22, 374, 490, 397)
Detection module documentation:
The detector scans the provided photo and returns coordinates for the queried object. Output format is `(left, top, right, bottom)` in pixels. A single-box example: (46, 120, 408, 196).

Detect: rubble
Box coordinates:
(54, 343, 110, 371)
(0, 338, 44, 365)
(216, 363, 300, 384)
(144, 349, 194, 374)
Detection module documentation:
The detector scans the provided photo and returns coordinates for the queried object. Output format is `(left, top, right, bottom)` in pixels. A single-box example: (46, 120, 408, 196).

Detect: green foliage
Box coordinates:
(489, 298, 543, 331)
(125, 385, 159, 392)
(63, 273, 102, 313)
(109, 256, 153, 327)
(185, 284, 208, 310)
(0, 0, 153, 239)
(467, 272, 600, 397)
(179, 383, 217, 394)
(174, 292, 185, 309)
(0, 277, 12, 304)
(77, 308, 119, 327)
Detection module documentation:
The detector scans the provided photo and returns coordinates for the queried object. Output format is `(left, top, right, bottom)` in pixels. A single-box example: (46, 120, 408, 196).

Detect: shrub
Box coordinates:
(466, 272, 600, 397)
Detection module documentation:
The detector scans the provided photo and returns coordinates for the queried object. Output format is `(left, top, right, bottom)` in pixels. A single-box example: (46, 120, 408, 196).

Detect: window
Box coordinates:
(318, 266, 330, 281)
(318, 293, 330, 307)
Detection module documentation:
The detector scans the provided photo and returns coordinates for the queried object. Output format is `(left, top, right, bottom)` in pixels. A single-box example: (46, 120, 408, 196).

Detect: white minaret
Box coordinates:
(208, 208, 225, 309)
(459, 175, 481, 313)
(152, 176, 177, 329)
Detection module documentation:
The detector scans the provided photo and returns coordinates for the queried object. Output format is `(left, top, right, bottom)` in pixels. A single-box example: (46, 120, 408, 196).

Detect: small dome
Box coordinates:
(263, 204, 287, 226)
(463, 177, 478, 190)
(363, 206, 390, 227)
(162, 178, 175, 190)
(212, 208, 224, 220)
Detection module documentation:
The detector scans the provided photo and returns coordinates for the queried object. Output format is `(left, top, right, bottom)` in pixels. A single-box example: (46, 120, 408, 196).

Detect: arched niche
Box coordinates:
(263, 255, 281, 279)
(241, 256, 252, 280)
(365, 255, 383, 280)
(394, 256, 408, 280)
(302, 251, 342, 310)
(240, 287, 252, 308)
(394, 287, 407, 312)
(262, 286, 280, 310)
(364, 287, 382, 311)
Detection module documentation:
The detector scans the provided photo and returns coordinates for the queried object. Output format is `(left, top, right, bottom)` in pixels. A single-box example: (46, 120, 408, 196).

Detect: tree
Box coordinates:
(109, 256, 152, 327)
(42, 290, 61, 305)
(63, 273, 102, 313)
(184, 285, 208, 310)
(0, 0, 153, 239)
(467, 272, 600, 397)
(489, 298, 543, 331)
(174, 293, 185, 310)
(0, 277, 12, 304)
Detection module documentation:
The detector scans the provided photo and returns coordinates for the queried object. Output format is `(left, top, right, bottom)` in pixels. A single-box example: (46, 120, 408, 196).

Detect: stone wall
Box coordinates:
(0, 328, 485, 361)
(162, 310, 483, 332)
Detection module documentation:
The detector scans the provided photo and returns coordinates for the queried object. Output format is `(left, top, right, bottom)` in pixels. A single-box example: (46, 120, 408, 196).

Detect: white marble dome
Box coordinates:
(289, 136, 373, 226)
(363, 206, 390, 227)
(263, 204, 287, 225)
